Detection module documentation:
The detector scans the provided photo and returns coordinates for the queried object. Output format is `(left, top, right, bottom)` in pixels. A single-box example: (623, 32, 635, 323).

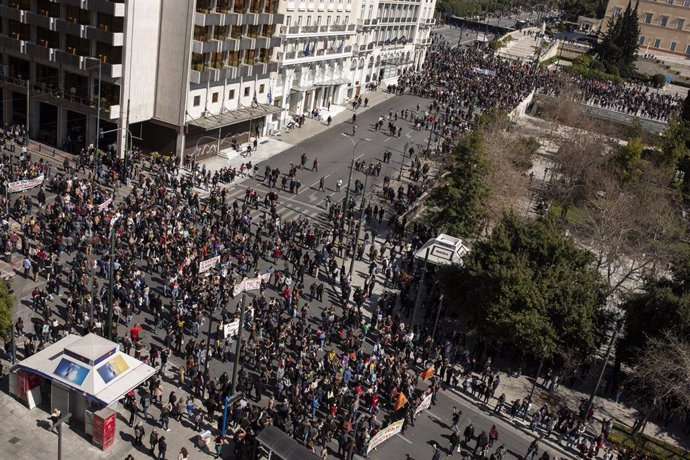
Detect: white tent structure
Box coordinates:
(12, 333, 155, 407)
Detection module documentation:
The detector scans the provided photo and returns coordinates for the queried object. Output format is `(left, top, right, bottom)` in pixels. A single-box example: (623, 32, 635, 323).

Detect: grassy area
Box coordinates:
(547, 201, 589, 226)
(609, 423, 690, 459)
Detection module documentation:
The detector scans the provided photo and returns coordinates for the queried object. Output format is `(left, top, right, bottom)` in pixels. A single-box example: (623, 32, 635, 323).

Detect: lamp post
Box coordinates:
(230, 294, 246, 395)
(582, 319, 623, 424)
(398, 142, 414, 180)
(529, 350, 546, 401)
(340, 133, 371, 225)
(348, 171, 369, 276)
(411, 247, 430, 328)
(85, 57, 102, 180)
(106, 215, 120, 341)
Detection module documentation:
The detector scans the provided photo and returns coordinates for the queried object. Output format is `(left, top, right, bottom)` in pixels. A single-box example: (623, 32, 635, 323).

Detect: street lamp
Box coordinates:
(85, 57, 102, 180)
(399, 142, 415, 180)
(106, 215, 120, 341)
(349, 171, 369, 276)
(340, 133, 371, 225)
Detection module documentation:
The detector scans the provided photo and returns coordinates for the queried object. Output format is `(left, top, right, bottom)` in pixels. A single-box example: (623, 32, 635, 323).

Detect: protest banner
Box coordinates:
(414, 392, 433, 416)
(367, 419, 405, 454)
(8, 174, 44, 193)
(223, 319, 240, 338)
(232, 272, 271, 296)
(199, 255, 220, 274)
(98, 196, 114, 212)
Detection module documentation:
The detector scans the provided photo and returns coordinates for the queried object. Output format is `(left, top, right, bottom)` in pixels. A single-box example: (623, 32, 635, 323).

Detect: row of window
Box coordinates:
(640, 34, 690, 53)
(284, 15, 348, 26)
(641, 11, 687, 28)
(192, 84, 266, 107)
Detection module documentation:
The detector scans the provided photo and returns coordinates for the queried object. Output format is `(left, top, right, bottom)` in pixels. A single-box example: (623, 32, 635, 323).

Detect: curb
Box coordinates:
(446, 386, 581, 459)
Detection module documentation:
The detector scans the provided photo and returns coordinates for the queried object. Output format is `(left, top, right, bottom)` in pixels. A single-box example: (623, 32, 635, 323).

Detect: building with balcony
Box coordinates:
(351, 0, 435, 94)
(271, 0, 358, 123)
(0, 0, 284, 163)
(602, 0, 690, 56)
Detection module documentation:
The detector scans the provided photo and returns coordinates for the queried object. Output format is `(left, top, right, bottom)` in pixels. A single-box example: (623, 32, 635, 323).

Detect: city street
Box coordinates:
(0, 87, 576, 460)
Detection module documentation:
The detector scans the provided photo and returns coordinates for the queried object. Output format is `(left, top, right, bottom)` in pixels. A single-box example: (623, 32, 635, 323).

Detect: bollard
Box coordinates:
(38, 144, 41, 152)
(52, 149, 56, 158)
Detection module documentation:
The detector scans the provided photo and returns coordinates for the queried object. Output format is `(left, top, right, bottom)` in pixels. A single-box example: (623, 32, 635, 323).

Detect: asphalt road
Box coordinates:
(3, 90, 575, 459)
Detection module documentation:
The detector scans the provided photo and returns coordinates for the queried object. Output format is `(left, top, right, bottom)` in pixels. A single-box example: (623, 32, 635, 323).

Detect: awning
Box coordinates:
(256, 426, 320, 460)
(315, 78, 350, 86)
(291, 85, 316, 92)
(188, 104, 283, 131)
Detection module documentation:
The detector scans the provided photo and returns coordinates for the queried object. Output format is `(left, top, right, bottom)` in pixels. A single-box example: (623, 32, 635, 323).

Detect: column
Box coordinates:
(176, 128, 186, 170)
(2, 88, 12, 125)
(56, 108, 67, 149)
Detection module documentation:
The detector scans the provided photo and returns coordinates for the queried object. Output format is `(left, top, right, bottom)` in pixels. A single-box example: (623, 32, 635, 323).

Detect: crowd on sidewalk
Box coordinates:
(1, 34, 683, 460)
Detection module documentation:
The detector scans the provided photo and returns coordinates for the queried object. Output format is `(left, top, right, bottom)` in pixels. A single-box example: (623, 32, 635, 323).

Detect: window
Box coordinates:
(660, 16, 669, 27)
(259, 84, 265, 94)
(639, 36, 645, 45)
(678, 18, 686, 29)
(212, 92, 219, 103)
(671, 41, 678, 51)
(228, 89, 235, 100)
(244, 87, 250, 97)
(286, 16, 291, 26)
(613, 7, 622, 16)
(685, 0, 690, 7)
(668, 0, 674, 4)
(654, 37, 662, 48)
(644, 13, 653, 23)
(686, 44, 690, 54)
(193, 95, 201, 106)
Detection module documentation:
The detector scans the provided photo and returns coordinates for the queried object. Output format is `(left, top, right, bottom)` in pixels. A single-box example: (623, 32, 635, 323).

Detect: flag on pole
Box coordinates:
(394, 392, 408, 411)
(420, 367, 434, 381)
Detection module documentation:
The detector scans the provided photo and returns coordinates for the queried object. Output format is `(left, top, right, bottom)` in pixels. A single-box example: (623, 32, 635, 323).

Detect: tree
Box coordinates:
(425, 127, 490, 238)
(627, 331, 690, 418)
(618, 255, 690, 364)
(440, 214, 607, 359)
(593, 1, 640, 76)
(611, 136, 643, 183)
(0, 280, 14, 342)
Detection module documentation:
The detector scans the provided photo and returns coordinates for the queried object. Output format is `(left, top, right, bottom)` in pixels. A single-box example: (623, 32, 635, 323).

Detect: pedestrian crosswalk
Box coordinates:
(220, 180, 335, 225)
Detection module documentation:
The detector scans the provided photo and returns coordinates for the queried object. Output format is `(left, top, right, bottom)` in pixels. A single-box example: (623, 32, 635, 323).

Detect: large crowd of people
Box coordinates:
(0, 31, 676, 460)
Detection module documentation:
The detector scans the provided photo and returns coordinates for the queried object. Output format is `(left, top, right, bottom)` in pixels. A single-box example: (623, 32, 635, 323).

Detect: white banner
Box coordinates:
(223, 320, 240, 338)
(414, 392, 433, 416)
(233, 272, 270, 296)
(199, 255, 220, 274)
(367, 419, 404, 454)
(98, 196, 113, 212)
(8, 174, 44, 193)
(472, 67, 496, 77)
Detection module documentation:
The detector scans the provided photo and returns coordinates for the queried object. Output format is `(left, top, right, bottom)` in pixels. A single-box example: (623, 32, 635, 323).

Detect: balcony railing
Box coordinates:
(282, 23, 356, 36)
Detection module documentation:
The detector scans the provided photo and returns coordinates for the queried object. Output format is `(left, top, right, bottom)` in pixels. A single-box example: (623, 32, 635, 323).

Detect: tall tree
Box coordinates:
(440, 215, 607, 359)
(593, 1, 640, 75)
(425, 127, 490, 238)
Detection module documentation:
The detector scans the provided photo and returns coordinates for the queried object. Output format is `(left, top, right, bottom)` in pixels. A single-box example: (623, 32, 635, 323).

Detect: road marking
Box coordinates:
(396, 434, 413, 444)
(405, 131, 413, 139)
(383, 137, 393, 143)
(308, 193, 318, 202)
(300, 173, 330, 196)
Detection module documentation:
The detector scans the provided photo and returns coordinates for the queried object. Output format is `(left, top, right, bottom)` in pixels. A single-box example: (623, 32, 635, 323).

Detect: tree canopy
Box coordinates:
(593, 1, 640, 76)
(618, 255, 690, 364)
(440, 215, 607, 359)
(424, 127, 490, 238)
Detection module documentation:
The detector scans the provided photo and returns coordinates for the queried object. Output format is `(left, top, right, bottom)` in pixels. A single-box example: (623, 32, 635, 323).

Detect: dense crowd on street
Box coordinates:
(0, 31, 677, 460)
(419, 37, 683, 124)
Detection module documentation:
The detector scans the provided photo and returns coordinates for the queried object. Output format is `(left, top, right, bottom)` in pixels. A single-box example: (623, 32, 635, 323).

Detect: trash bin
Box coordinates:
(4, 252, 11, 263)
(197, 430, 212, 449)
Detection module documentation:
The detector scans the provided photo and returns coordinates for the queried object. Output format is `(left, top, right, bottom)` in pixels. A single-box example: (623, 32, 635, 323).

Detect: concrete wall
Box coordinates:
(120, 0, 163, 124)
(153, 0, 196, 127)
